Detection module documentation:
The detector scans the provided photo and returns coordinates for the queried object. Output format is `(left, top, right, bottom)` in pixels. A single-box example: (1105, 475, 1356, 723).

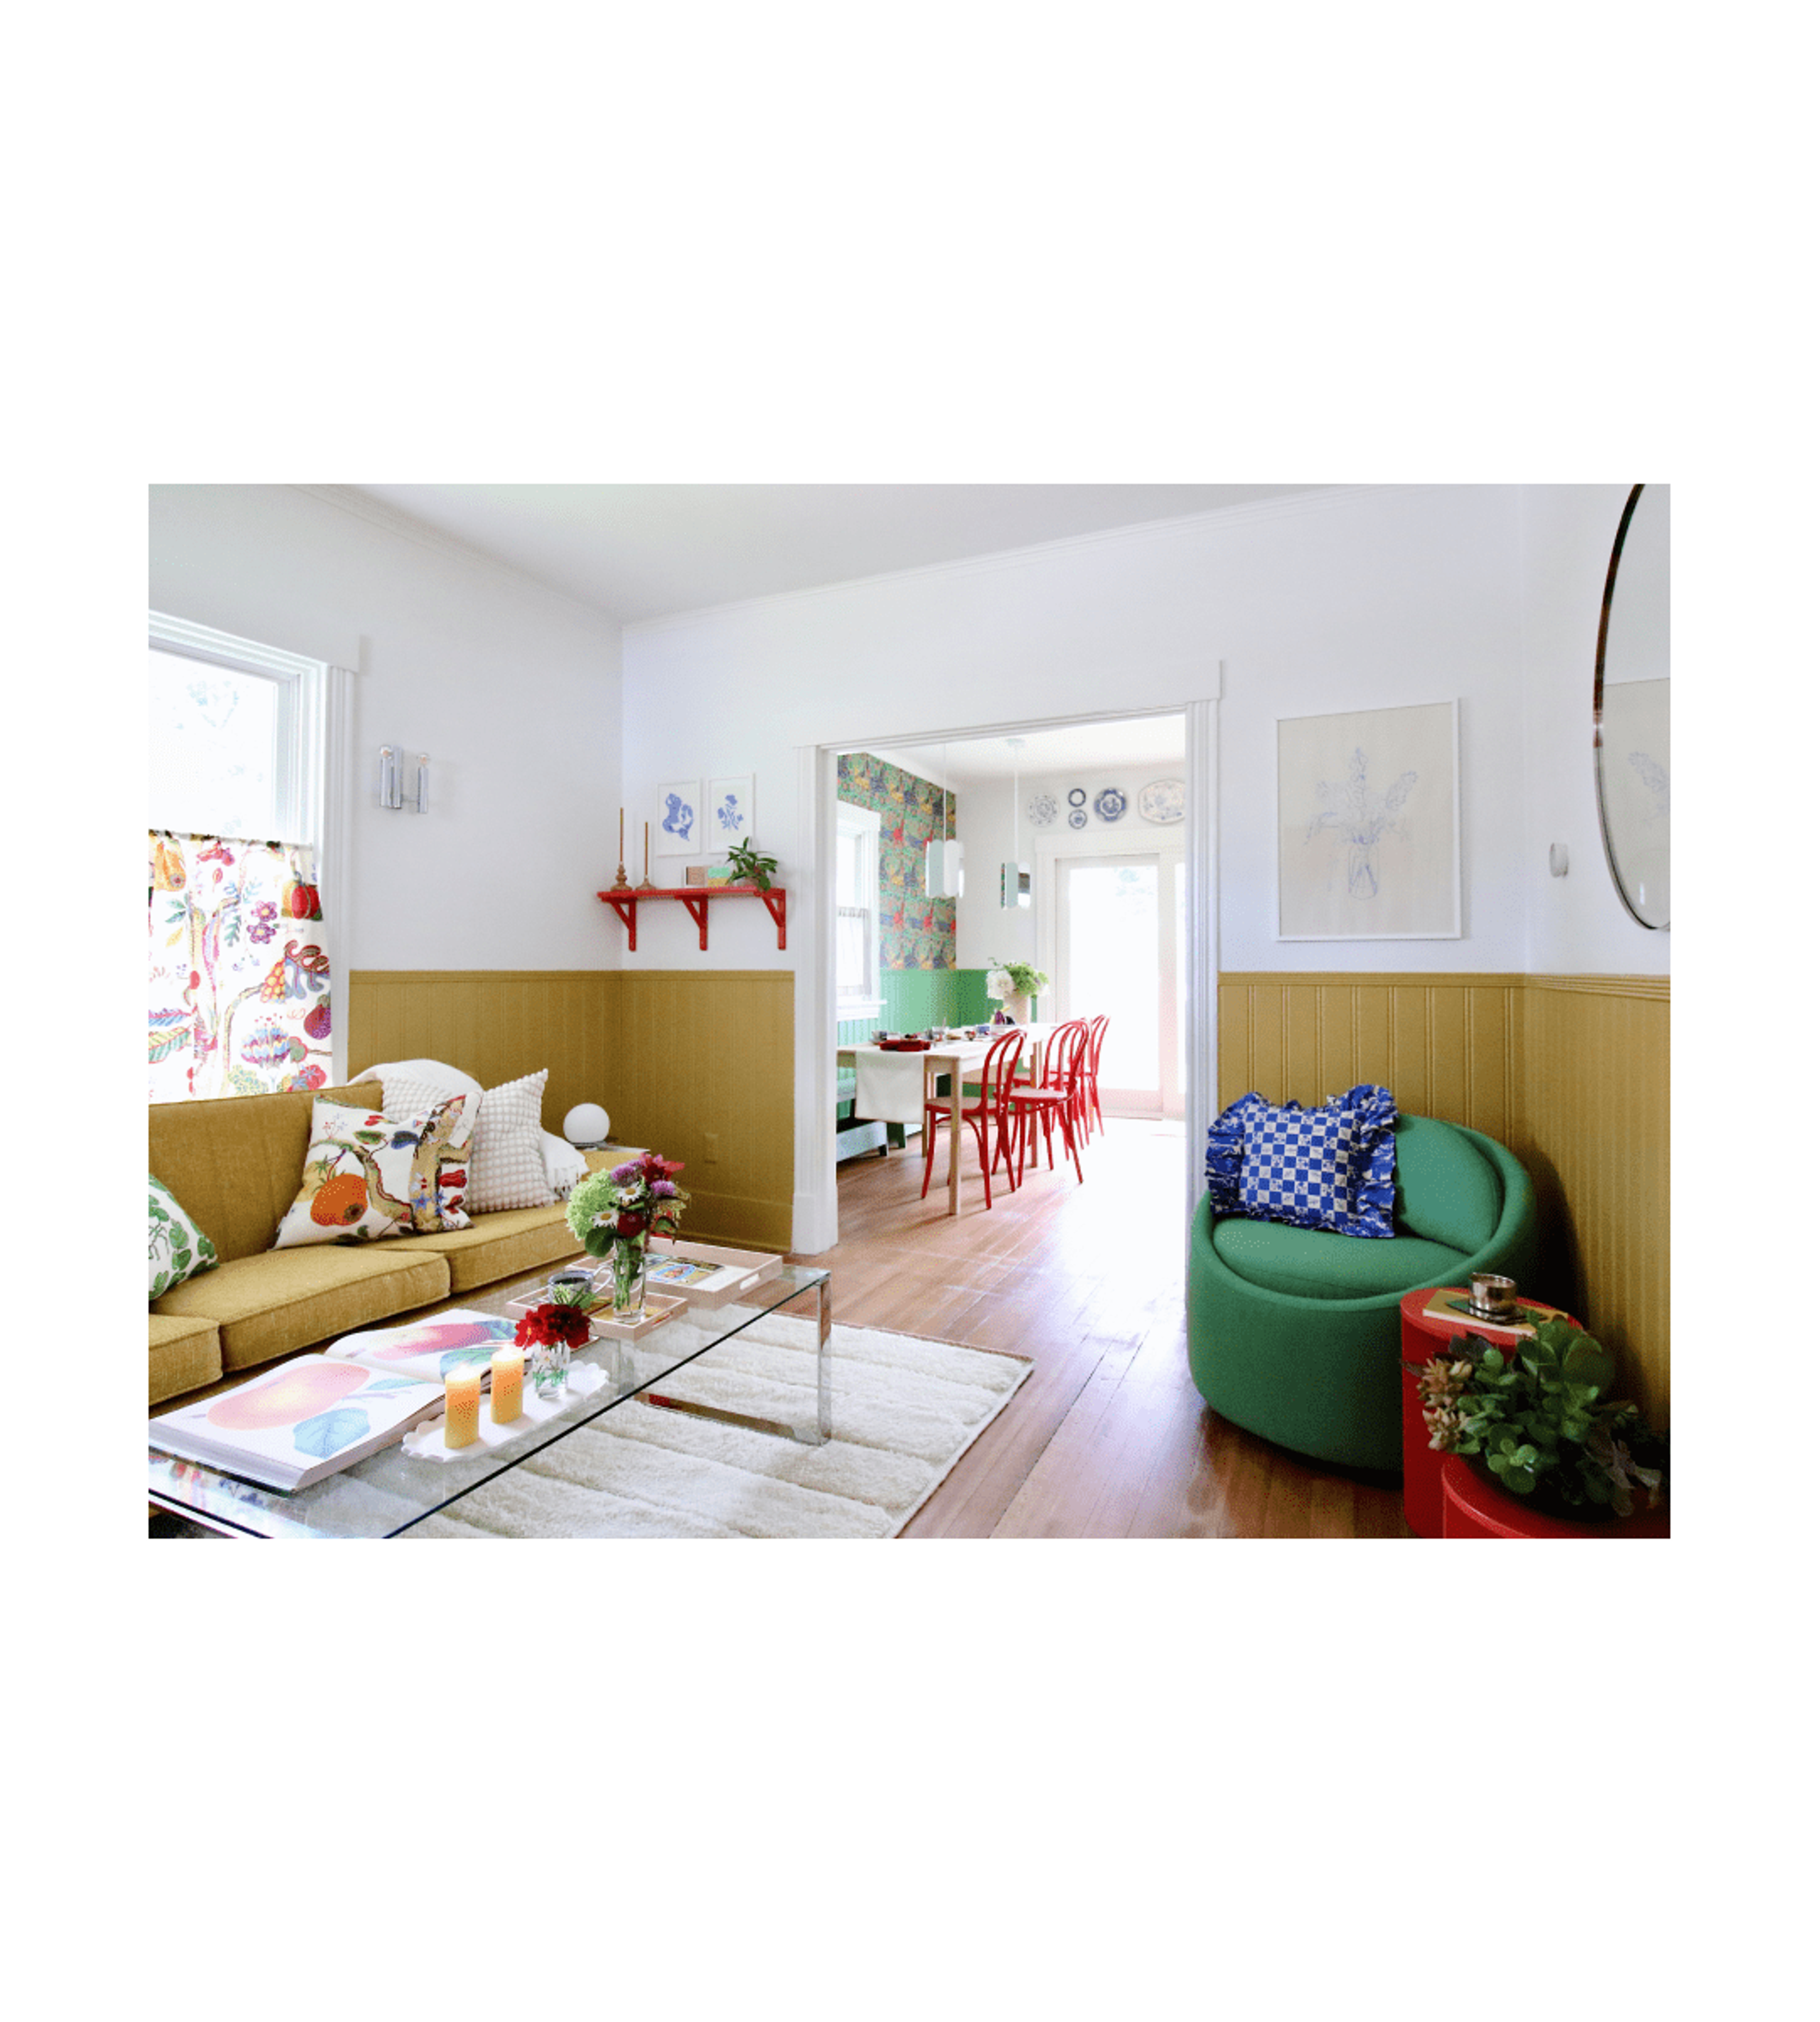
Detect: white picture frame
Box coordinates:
(705, 774, 754, 849)
(1276, 699, 1461, 939)
(654, 780, 703, 856)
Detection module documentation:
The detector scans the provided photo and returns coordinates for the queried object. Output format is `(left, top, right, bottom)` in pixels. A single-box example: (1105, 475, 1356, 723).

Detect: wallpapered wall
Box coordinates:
(836, 752, 957, 970)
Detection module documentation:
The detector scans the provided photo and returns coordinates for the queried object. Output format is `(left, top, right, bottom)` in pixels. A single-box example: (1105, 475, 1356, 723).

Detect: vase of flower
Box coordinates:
(610, 1235, 648, 1317)
(565, 1151, 691, 1313)
(515, 1292, 594, 1404)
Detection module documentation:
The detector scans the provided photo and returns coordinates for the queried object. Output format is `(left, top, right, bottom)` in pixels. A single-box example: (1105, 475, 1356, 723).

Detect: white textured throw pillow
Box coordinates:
(384, 1069, 556, 1213)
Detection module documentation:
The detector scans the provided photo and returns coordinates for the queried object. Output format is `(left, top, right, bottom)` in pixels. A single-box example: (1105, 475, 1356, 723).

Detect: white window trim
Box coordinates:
(835, 801, 883, 1019)
(149, 610, 354, 1083)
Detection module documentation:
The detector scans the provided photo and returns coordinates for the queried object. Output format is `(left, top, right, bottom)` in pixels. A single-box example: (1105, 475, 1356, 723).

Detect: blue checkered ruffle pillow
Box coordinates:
(1204, 1084, 1396, 1237)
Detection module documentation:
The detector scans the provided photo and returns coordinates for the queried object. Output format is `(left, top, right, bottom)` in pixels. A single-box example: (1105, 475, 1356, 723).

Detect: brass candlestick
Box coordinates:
(636, 818, 657, 891)
(609, 806, 632, 891)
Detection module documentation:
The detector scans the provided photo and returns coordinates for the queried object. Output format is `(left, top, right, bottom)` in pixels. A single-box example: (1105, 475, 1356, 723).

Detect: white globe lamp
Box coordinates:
(564, 1102, 610, 1146)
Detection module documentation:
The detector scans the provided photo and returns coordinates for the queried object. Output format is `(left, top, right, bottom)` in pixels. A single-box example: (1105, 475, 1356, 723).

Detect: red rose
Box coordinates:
(615, 1211, 646, 1238)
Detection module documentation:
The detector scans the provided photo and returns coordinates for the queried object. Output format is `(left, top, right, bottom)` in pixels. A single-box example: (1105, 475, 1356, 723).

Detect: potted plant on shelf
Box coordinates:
(986, 959, 1048, 1024)
(1408, 1315, 1668, 1523)
(709, 839, 779, 891)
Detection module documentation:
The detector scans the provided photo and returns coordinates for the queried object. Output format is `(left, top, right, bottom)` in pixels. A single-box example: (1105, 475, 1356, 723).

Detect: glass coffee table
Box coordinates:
(148, 1257, 831, 1539)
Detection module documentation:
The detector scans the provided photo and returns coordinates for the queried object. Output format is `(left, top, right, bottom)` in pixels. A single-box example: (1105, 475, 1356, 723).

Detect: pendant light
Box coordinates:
(1000, 736, 1031, 908)
(925, 744, 964, 898)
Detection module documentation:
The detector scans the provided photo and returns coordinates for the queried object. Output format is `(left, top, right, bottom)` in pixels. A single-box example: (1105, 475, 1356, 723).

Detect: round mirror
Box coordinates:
(1594, 484, 1670, 929)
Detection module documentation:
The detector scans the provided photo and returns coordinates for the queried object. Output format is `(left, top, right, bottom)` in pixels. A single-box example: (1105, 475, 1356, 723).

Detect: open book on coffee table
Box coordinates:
(147, 1310, 522, 1491)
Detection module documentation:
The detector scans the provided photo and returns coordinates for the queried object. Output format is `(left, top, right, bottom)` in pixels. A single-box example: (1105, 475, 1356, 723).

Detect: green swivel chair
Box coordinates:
(1187, 1114, 1538, 1472)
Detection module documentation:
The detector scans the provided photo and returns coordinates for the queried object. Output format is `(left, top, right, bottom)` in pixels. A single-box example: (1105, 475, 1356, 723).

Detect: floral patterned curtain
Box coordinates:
(149, 831, 332, 1101)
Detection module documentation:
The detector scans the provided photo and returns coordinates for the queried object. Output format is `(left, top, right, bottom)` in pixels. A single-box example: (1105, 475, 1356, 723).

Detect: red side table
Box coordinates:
(1440, 1453, 1670, 1538)
(1398, 1287, 1575, 1539)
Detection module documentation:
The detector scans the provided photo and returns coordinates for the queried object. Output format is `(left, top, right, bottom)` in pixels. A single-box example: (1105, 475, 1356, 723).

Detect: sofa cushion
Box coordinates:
(149, 1312, 223, 1405)
(405, 1204, 585, 1295)
(147, 1082, 372, 1265)
(1392, 1115, 1504, 1254)
(150, 1174, 219, 1301)
(384, 1068, 555, 1215)
(272, 1094, 476, 1249)
(152, 1242, 451, 1372)
(1210, 1215, 1470, 1301)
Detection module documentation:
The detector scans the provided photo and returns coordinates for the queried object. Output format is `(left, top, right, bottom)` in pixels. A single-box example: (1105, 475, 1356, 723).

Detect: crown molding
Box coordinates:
(293, 485, 622, 626)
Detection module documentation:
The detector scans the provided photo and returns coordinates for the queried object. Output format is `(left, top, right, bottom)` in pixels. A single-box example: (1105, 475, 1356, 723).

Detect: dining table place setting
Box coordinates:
(839, 1022, 1065, 1214)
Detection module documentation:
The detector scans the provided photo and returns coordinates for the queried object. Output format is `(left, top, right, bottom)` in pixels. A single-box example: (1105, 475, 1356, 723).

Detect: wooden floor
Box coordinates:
(794, 1116, 1410, 1539)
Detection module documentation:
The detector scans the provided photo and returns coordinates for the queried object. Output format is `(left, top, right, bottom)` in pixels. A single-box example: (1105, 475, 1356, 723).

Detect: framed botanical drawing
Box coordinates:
(705, 775, 754, 848)
(1276, 699, 1461, 939)
(654, 780, 703, 856)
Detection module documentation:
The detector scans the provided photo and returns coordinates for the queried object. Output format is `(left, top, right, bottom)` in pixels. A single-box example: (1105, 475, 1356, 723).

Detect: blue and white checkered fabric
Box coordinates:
(1238, 1103, 1354, 1230)
(1205, 1084, 1398, 1237)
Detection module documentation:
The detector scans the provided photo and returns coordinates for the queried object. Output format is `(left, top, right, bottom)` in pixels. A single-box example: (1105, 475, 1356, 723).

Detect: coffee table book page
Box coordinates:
(146, 1311, 519, 1492)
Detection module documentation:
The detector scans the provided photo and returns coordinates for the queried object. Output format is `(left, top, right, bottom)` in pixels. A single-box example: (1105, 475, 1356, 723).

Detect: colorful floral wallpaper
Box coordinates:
(837, 753, 956, 970)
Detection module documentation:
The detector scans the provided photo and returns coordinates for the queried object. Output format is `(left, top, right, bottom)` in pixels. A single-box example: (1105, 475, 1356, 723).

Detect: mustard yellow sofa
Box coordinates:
(148, 1084, 598, 1407)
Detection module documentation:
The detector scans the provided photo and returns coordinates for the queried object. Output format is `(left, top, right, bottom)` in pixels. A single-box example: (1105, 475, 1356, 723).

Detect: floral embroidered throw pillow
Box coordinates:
(150, 1174, 220, 1301)
(271, 1094, 475, 1249)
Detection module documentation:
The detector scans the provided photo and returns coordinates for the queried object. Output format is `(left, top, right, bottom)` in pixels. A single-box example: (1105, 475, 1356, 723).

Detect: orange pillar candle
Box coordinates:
(444, 1363, 483, 1448)
(489, 1345, 523, 1424)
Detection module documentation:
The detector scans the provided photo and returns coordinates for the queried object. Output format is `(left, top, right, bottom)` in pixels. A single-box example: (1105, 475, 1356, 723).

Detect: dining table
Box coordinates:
(839, 1022, 1063, 1215)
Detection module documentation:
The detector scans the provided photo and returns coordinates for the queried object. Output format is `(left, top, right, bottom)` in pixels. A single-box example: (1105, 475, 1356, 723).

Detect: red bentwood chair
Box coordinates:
(920, 1027, 1026, 1209)
(1005, 1019, 1091, 1185)
(1083, 1015, 1109, 1139)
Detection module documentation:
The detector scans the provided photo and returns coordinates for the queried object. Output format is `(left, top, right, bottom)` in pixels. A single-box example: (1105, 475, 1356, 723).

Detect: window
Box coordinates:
(835, 801, 882, 1016)
(149, 612, 328, 843)
(149, 612, 349, 1092)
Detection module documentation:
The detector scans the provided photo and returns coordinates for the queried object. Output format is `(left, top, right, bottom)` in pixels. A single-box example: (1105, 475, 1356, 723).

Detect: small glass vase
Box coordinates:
(610, 1237, 647, 1317)
(529, 1337, 570, 1401)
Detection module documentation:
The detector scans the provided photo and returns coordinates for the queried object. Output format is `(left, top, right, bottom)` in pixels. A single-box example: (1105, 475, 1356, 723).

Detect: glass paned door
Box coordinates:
(1056, 851, 1183, 1117)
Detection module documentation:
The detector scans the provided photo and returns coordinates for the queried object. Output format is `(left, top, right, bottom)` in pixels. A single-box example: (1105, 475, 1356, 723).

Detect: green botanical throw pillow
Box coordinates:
(150, 1174, 219, 1302)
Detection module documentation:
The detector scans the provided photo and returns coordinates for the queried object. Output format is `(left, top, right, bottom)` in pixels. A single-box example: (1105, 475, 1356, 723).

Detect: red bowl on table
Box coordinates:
(877, 1038, 931, 1052)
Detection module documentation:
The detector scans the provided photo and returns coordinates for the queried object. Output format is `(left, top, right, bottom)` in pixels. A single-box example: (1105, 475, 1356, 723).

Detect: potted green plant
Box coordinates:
(716, 839, 779, 891)
(986, 959, 1048, 1022)
(1408, 1315, 1667, 1522)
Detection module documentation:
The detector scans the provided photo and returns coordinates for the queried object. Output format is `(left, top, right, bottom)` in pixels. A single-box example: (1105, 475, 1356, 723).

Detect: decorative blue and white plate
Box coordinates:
(1093, 787, 1128, 823)
(1138, 778, 1186, 825)
(1026, 791, 1058, 827)
(1067, 808, 1088, 829)
(1067, 787, 1087, 807)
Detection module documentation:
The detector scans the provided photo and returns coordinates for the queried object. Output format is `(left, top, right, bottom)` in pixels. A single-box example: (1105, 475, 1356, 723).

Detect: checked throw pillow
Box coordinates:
(1206, 1084, 1397, 1238)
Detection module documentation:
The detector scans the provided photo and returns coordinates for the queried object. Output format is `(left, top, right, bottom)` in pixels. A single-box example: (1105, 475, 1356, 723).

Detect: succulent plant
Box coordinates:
(1407, 1316, 1666, 1518)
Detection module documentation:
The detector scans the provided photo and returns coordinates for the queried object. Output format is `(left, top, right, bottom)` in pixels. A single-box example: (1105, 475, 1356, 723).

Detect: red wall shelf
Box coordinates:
(596, 886, 787, 952)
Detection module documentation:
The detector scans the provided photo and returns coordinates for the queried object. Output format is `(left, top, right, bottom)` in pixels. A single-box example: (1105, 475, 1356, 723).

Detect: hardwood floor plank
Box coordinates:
(792, 1118, 1412, 1541)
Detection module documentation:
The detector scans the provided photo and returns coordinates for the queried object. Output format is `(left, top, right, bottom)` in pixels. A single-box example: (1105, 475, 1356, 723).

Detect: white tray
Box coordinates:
(642, 1237, 784, 1309)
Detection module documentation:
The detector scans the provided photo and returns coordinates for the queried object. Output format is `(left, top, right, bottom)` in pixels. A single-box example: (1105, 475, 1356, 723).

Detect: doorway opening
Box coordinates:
(803, 705, 1208, 1252)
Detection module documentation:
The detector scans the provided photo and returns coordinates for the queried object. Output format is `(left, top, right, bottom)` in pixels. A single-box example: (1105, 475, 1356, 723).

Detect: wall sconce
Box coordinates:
(379, 746, 429, 813)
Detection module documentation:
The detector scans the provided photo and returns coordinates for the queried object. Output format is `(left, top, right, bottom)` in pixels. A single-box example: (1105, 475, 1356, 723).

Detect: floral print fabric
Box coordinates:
(149, 831, 332, 1101)
(271, 1095, 476, 1250)
(836, 753, 956, 970)
(149, 1173, 219, 1301)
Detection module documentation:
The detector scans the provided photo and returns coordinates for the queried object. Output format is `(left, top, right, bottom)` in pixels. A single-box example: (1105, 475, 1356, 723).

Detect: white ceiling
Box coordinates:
(349, 483, 1329, 625)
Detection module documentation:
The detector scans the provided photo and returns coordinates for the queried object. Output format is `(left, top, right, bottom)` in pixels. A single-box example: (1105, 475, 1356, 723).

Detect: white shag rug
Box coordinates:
(401, 1314, 1031, 1540)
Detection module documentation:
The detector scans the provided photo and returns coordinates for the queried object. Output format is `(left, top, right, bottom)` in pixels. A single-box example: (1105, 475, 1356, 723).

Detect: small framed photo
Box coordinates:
(705, 775, 754, 847)
(1276, 699, 1461, 939)
(654, 780, 703, 856)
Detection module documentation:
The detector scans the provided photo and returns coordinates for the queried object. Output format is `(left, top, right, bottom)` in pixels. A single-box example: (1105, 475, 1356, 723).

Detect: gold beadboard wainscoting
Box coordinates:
(1217, 973, 1669, 1426)
(346, 971, 794, 1251)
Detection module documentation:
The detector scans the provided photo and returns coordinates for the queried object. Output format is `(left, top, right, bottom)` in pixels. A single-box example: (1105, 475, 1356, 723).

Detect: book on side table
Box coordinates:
(147, 1310, 521, 1492)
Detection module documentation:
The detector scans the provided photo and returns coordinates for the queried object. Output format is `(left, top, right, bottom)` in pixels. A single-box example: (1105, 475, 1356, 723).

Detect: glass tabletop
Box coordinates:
(148, 1259, 830, 1539)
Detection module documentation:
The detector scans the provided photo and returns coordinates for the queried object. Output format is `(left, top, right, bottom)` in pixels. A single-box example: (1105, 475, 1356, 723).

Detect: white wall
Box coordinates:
(622, 485, 1530, 974)
(149, 486, 623, 972)
(950, 761, 1187, 974)
(1520, 484, 1671, 976)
